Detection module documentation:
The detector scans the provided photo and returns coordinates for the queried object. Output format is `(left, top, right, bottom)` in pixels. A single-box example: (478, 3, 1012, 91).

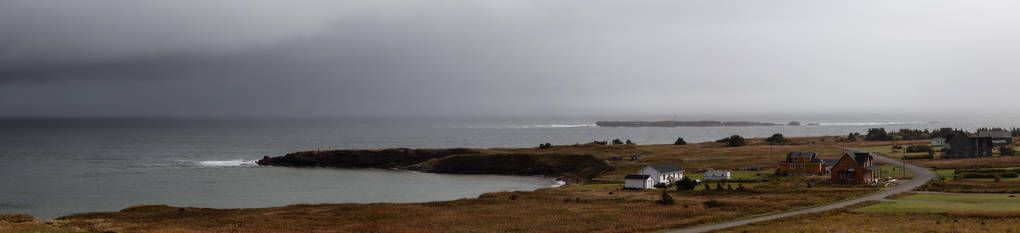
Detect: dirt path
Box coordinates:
(666, 148, 935, 233)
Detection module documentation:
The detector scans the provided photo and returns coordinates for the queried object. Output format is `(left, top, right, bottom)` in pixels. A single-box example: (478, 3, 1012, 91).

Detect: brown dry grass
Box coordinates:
(712, 201, 1020, 233)
(910, 156, 1020, 169)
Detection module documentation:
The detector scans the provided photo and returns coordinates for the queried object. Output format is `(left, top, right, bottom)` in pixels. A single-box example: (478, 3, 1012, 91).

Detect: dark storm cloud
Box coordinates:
(3, 0, 1020, 117)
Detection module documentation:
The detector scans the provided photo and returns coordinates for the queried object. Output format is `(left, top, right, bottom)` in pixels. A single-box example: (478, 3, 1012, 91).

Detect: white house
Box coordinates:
(639, 163, 684, 185)
(704, 171, 731, 181)
(624, 174, 654, 189)
(931, 137, 946, 146)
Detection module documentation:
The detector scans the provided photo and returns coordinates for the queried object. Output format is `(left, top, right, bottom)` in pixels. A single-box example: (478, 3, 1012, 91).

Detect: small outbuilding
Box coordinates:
(703, 171, 731, 181)
(624, 174, 654, 189)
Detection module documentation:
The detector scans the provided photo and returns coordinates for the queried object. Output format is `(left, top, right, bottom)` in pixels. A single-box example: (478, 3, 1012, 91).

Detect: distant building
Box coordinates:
(830, 152, 880, 184)
(776, 152, 831, 176)
(941, 130, 1011, 158)
(931, 137, 946, 146)
(639, 163, 684, 185)
(703, 171, 731, 181)
(624, 174, 654, 189)
(978, 129, 1013, 146)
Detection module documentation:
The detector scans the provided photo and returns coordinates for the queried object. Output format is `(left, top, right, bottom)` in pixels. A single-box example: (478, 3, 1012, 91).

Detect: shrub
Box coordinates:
(674, 137, 687, 145)
(625, 139, 635, 145)
(717, 135, 746, 147)
(656, 190, 675, 205)
(766, 133, 790, 144)
(865, 128, 893, 141)
(612, 139, 623, 145)
(509, 194, 518, 200)
(703, 183, 711, 190)
(906, 145, 934, 153)
(538, 143, 553, 149)
(1001, 146, 1017, 156)
(674, 178, 698, 191)
(716, 182, 724, 190)
(737, 183, 745, 190)
(592, 140, 608, 145)
(702, 200, 724, 208)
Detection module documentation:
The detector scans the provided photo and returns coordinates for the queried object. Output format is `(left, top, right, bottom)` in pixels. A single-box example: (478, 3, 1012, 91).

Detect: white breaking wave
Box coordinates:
(521, 124, 596, 129)
(196, 159, 258, 168)
(549, 180, 567, 188)
(816, 122, 932, 126)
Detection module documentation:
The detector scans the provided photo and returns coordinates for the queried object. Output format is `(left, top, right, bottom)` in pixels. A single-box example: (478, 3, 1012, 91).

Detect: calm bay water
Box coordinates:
(1, 116, 1017, 219)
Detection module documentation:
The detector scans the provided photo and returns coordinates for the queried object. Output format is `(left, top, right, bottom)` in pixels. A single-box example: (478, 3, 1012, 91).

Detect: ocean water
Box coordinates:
(1, 116, 1017, 219)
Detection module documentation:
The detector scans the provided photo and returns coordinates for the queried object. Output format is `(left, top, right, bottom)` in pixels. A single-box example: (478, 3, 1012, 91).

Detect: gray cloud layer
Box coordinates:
(3, 0, 1020, 117)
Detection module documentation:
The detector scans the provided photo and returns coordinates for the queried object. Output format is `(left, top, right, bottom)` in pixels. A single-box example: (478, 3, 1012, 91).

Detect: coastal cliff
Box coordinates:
(257, 148, 610, 182)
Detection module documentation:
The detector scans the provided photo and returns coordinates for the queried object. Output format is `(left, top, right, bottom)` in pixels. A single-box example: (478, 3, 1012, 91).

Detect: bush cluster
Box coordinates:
(765, 133, 790, 144)
(716, 135, 746, 147)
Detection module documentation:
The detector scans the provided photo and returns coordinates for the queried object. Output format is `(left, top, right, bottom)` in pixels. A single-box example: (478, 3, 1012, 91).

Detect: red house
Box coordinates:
(830, 152, 881, 184)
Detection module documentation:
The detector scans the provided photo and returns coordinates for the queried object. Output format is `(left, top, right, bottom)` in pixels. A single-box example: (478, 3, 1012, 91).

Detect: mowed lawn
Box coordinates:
(857, 193, 1020, 213)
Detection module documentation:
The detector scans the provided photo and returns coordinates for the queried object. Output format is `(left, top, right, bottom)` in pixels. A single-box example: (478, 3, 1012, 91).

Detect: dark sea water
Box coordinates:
(1, 116, 1017, 219)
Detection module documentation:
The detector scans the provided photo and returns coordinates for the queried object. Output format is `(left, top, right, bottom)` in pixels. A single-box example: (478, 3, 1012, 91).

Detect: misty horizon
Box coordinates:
(4, 1, 1020, 118)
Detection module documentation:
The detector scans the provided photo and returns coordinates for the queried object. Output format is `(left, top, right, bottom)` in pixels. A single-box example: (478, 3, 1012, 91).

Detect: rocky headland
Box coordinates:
(257, 148, 610, 182)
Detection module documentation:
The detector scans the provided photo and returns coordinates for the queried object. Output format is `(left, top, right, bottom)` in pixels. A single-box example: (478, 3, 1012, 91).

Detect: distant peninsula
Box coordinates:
(596, 120, 795, 127)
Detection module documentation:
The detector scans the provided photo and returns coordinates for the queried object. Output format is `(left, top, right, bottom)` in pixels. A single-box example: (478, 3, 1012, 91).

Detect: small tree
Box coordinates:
(718, 135, 746, 147)
(1001, 146, 1017, 156)
(612, 139, 624, 145)
(766, 133, 791, 144)
(674, 137, 687, 145)
(538, 143, 552, 149)
(675, 178, 698, 191)
(625, 139, 635, 145)
(656, 190, 675, 205)
(727, 184, 733, 190)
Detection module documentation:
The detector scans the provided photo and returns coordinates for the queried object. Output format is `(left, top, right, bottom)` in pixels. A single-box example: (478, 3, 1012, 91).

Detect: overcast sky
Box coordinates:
(2, 0, 1020, 118)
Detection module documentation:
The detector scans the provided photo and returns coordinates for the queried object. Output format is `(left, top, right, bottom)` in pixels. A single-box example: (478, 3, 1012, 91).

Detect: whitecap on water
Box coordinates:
(196, 159, 259, 168)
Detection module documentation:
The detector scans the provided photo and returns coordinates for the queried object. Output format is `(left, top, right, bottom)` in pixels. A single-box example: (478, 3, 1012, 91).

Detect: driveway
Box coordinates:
(666, 148, 935, 233)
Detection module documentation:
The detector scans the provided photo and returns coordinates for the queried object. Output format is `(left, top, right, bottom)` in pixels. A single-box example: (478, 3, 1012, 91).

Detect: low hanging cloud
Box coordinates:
(2, 0, 1020, 117)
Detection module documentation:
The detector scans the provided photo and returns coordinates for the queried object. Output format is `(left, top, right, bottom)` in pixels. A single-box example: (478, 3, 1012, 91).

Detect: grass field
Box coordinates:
(900, 193, 1020, 203)
(712, 201, 1020, 233)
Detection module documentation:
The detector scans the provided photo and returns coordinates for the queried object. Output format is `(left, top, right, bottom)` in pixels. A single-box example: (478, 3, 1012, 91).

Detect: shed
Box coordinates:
(624, 174, 654, 189)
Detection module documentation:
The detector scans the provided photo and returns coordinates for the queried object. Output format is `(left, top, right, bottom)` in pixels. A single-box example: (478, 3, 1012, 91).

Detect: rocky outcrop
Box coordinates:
(256, 148, 481, 168)
(419, 153, 610, 182)
(257, 148, 610, 182)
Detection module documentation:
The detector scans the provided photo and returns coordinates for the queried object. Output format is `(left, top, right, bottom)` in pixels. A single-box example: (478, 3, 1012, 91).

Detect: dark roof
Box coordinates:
(977, 130, 1011, 138)
(625, 174, 651, 179)
(847, 152, 873, 164)
(822, 159, 840, 166)
(646, 163, 684, 173)
(786, 152, 817, 162)
(864, 165, 882, 171)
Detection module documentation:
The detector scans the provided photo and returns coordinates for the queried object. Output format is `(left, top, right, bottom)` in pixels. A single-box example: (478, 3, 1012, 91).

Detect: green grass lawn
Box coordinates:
(860, 144, 939, 159)
(858, 193, 1020, 213)
(874, 162, 914, 179)
(684, 169, 773, 181)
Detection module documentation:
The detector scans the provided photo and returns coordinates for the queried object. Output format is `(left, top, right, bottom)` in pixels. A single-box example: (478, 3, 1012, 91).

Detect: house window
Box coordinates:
(789, 164, 795, 169)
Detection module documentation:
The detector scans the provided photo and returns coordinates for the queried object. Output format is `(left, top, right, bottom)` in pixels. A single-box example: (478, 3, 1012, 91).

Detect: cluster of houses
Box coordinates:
(776, 151, 881, 184)
(933, 130, 1013, 158)
(624, 150, 886, 189)
(623, 163, 731, 189)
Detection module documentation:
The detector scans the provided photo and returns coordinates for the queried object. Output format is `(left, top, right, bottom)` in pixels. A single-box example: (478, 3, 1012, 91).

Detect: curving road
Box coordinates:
(666, 149, 935, 233)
